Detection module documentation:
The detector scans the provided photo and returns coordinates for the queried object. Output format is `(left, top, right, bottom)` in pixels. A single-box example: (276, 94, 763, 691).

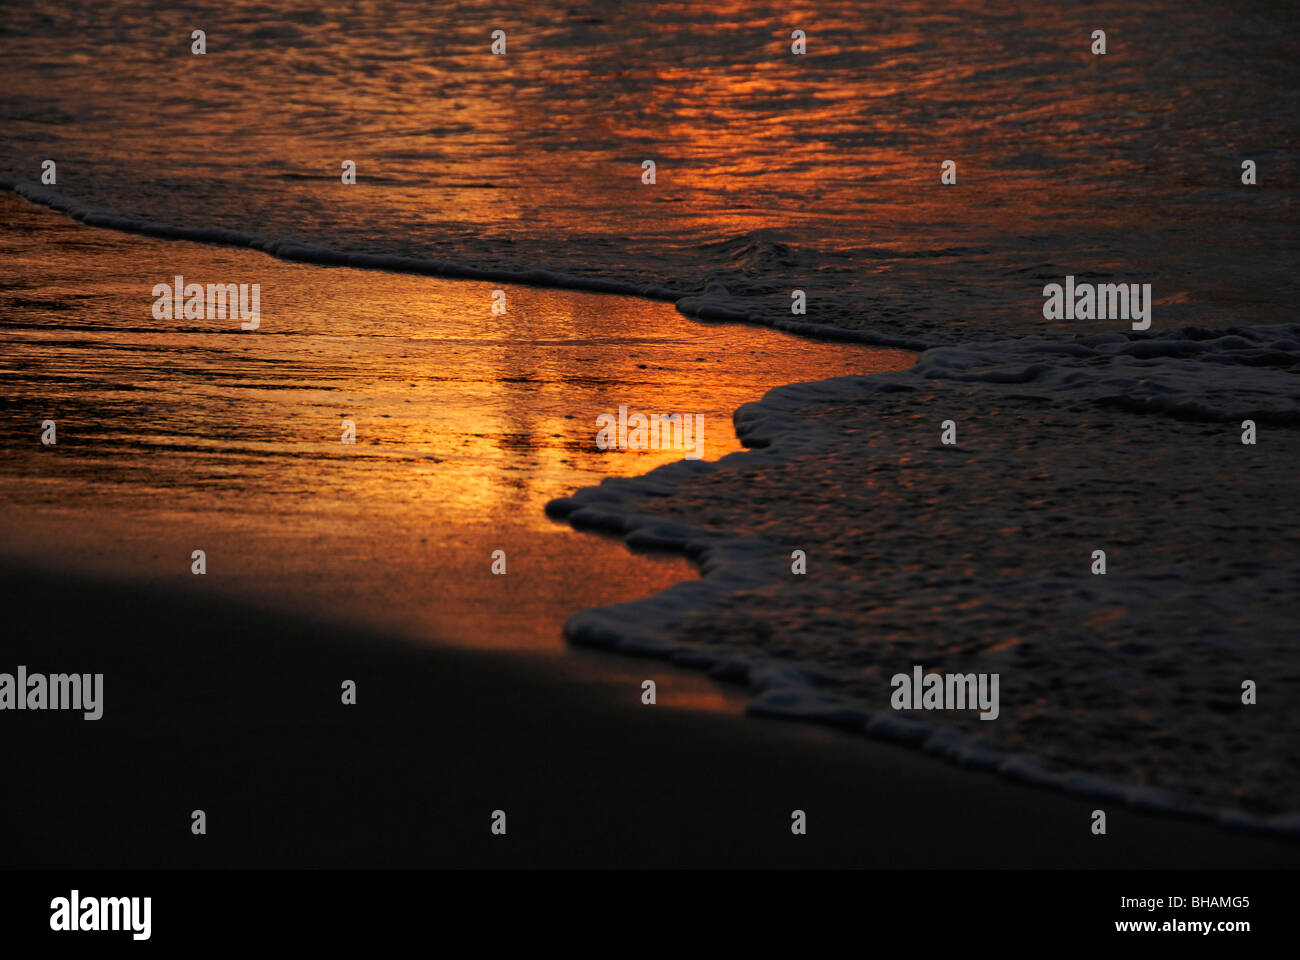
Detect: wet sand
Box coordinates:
(4, 560, 1298, 869)
(0, 191, 909, 664)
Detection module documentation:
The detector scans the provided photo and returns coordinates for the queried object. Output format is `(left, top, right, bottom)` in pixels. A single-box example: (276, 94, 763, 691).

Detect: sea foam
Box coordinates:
(548, 326, 1300, 835)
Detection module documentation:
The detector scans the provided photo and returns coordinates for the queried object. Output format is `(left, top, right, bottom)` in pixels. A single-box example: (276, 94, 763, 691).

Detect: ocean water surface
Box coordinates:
(0, 193, 911, 682)
(3, 0, 1299, 831)
(2, 0, 1296, 342)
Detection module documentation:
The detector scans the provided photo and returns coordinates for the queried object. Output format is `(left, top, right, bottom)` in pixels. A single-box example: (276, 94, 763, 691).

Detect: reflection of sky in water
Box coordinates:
(2, 0, 1295, 340)
(0, 198, 912, 524)
(0, 0, 1296, 816)
(0, 198, 911, 661)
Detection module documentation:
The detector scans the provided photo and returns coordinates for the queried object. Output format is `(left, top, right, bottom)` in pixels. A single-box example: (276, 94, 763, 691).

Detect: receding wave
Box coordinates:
(3, 181, 934, 350)
(548, 325, 1300, 835)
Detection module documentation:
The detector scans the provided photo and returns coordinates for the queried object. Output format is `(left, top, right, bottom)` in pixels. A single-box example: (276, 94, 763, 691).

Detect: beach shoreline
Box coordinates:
(4, 560, 1298, 869)
(545, 328, 1300, 837)
(2, 191, 1300, 863)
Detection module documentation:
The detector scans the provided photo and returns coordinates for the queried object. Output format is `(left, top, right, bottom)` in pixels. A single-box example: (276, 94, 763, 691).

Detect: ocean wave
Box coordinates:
(547, 325, 1300, 836)
(4, 0, 1297, 349)
(3, 181, 934, 351)
(1, 180, 683, 301)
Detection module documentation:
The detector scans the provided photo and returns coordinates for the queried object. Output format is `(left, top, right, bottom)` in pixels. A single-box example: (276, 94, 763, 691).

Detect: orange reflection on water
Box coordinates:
(0, 196, 914, 660)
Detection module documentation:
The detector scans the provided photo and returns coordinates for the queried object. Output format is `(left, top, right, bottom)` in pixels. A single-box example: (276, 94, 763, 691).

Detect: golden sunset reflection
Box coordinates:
(0, 196, 913, 662)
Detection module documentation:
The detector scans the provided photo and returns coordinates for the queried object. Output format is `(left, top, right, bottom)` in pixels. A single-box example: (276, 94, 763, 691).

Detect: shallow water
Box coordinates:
(0, 195, 912, 679)
(549, 325, 1300, 825)
(2, 0, 1295, 343)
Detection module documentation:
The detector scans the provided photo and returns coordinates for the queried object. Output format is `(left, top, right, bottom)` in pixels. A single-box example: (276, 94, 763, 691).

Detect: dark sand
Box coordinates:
(3, 561, 1296, 869)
